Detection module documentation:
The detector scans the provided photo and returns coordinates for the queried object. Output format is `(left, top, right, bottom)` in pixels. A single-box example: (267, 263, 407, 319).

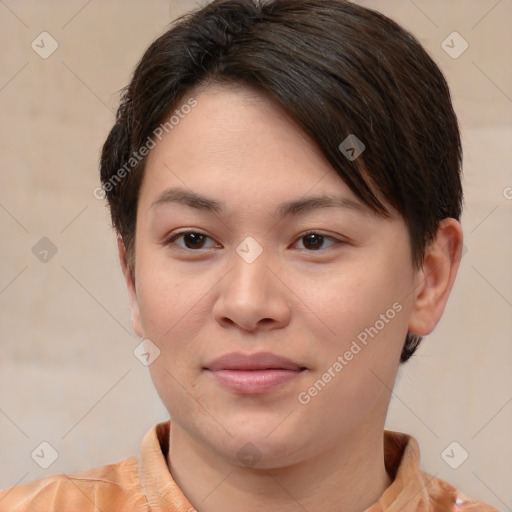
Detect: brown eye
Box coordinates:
(295, 232, 337, 251)
(303, 233, 324, 250)
(182, 233, 207, 249)
(167, 231, 218, 250)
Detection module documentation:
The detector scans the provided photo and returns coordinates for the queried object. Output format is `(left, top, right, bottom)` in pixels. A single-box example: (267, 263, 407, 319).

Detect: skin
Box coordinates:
(118, 84, 463, 512)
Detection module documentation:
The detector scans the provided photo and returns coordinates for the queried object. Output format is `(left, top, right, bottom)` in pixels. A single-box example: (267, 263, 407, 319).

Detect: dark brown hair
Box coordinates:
(100, 0, 462, 363)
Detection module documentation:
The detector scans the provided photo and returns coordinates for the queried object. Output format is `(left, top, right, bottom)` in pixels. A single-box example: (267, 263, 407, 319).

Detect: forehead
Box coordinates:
(139, 84, 393, 223)
(160, 85, 328, 171)
(142, 85, 350, 198)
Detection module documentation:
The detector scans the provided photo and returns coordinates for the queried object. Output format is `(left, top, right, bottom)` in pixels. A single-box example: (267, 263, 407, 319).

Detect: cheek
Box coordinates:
(135, 248, 209, 339)
(294, 263, 410, 435)
(135, 263, 210, 418)
(300, 256, 411, 349)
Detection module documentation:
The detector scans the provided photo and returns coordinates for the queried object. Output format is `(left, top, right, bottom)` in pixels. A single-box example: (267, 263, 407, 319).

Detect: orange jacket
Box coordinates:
(0, 421, 499, 511)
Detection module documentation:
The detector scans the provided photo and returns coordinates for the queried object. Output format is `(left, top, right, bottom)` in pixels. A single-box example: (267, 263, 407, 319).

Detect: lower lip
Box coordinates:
(208, 369, 304, 394)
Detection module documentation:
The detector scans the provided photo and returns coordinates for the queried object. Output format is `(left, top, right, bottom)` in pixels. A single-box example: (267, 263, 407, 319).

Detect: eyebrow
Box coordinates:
(151, 187, 369, 218)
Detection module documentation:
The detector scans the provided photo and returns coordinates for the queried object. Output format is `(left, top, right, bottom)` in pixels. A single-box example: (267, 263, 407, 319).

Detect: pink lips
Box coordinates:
(205, 352, 306, 394)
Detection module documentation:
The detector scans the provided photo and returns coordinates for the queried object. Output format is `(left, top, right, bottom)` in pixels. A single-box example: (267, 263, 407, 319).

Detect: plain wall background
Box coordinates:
(0, 0, 511, 509)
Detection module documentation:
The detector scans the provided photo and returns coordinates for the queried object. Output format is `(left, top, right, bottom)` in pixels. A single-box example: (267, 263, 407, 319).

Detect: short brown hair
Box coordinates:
(100, 0, 462, 362)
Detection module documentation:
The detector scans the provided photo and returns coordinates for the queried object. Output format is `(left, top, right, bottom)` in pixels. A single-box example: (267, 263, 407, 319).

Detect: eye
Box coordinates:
(293, 231, 339, 251)
(165, 231, 221, 250)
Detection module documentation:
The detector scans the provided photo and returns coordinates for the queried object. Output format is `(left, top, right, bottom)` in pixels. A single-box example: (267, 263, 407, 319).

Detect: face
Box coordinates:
(124, 84, 423, 468)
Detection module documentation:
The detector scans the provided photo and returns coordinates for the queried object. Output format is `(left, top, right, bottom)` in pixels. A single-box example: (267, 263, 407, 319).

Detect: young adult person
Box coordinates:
(0, 1, 499, 510)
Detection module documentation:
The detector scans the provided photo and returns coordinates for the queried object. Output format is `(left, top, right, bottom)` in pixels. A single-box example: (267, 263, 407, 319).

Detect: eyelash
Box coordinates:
(164, 230, 341, 252)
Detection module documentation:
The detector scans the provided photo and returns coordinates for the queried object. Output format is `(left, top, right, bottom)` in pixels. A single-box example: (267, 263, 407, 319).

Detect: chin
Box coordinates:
(220, 433, 308, 470)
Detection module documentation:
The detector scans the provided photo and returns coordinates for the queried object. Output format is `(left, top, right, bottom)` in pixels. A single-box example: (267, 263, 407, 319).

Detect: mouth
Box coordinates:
(204, 352, 307, 394)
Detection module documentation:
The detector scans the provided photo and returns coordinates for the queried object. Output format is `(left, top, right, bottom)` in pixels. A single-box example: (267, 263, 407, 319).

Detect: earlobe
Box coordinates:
(408, 218, 463, 336)
(117, 236, 143, 338)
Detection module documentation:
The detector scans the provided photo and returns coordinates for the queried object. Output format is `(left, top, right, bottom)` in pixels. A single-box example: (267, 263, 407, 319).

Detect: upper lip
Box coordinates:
(205, 352, 306, 371)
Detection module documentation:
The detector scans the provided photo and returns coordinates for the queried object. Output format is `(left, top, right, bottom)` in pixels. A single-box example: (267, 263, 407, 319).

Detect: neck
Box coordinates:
(167, 422, 392, 512)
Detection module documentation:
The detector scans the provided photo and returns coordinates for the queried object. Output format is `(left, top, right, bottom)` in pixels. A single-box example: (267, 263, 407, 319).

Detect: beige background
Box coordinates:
(0, 0, 511, 508)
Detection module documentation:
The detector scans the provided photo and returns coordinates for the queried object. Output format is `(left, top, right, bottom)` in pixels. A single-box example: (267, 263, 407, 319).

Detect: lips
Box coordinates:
(204, 352, 306, 394)
(206, 352, 305, 372)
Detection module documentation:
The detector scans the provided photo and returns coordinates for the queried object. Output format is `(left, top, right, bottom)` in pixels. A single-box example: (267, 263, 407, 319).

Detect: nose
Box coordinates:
(212, 245, 292, 333)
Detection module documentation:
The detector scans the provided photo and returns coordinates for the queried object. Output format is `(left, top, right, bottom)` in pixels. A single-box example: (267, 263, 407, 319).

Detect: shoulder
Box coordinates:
(419, 470, 501, 512)
(0, 456, 148, 512)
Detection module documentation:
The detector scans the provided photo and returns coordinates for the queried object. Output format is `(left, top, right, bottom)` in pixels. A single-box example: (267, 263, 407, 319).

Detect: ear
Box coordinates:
(117, 236, 143, 338)
(408, 218, 463, 336)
